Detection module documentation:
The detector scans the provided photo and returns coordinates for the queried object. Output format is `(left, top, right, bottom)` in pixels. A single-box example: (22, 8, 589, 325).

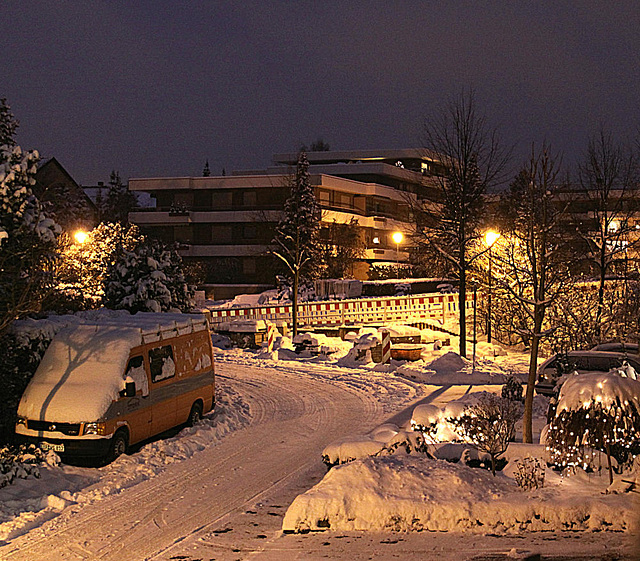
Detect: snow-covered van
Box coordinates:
(15, 314, 215, 464)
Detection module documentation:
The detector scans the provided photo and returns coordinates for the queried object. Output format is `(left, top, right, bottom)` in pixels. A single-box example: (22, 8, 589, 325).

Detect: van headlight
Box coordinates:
(83, 422, 107, 436)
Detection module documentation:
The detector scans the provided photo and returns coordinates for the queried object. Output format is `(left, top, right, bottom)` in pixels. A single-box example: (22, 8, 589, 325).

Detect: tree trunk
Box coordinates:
(459, 266, 467, 358)
(292, 270, 299, 338)
(523, 327, 542, 444)
(594, 255, 607, 341)
(605, 435, 613, 485)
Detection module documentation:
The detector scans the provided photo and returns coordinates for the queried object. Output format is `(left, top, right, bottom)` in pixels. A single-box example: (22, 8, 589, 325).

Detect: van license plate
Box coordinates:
(39, 442, 64, 452)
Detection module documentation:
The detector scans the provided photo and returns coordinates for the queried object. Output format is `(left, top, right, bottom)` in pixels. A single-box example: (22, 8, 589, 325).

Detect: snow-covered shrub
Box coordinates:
(410, 403, 441, 443)
(48, 222, 142, 312)
(513, 456, 545, 490)
(0, 444, 47, 488)
(447, 393, 523, 475)
(546, 370, 640, 484)
(0, 330, 53, 443)
(501, 375, 524, 402)
(104, 238, 194, 313)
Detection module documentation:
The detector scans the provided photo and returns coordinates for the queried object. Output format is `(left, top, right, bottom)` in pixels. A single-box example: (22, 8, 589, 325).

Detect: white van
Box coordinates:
(15, 314, 215, 464)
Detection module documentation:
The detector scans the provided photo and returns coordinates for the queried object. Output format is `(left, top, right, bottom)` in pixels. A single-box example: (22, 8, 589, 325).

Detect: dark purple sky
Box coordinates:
(2, 1, 638, 186)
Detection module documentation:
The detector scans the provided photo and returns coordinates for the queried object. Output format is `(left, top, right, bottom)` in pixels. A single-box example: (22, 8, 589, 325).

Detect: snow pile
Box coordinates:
(398, 351, 510, 385)
(337, 329, 382, 367)
(282, 454, 636, 534)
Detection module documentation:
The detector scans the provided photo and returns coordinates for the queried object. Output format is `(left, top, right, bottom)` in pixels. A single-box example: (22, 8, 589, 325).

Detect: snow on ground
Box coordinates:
(0, 381, 250, 544)
(6, 313, 636, 556)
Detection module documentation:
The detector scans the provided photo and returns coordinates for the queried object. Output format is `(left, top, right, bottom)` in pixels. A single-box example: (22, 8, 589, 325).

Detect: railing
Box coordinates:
(203, 292, 474, 330)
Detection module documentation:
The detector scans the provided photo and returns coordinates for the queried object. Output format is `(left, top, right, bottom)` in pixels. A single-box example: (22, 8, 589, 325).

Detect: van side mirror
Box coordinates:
(125, 380, 136, 397)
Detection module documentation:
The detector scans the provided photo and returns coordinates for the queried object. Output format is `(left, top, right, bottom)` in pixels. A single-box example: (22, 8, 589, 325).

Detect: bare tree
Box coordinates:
(419, 91, 511, 356)
(494, 146, 572, 443)
(575, 129, 639, 341)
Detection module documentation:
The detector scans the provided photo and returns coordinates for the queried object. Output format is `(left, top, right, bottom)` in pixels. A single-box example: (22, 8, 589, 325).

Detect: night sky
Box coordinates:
(2, 1, 638, 186)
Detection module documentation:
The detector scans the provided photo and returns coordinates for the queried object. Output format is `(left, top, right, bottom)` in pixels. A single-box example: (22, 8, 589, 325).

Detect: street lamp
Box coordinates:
(392, 231, 403, 274)
(484, 230, 500, 344)
(74, 230, 88, 245)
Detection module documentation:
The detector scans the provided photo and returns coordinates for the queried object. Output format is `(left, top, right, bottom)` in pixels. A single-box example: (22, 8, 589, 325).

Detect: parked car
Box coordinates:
(535, 349, 640, 396)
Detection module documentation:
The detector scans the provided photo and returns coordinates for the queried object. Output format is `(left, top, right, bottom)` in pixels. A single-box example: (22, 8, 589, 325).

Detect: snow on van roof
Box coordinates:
(17, 311, 209, 424)
(18, 324, 141, 423)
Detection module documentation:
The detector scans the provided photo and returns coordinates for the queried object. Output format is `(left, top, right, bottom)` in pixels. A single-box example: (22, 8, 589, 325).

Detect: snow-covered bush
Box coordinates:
(0, 444, 47, 488)
(48, 222, 142, 312)
(447, 393, 523, 475)
(513, 456, 545, 490)
(501, 375, 524, 402)
(104, 238, 194, 313)
(546, 370, 640, 484)
(0, 330, 53, 443)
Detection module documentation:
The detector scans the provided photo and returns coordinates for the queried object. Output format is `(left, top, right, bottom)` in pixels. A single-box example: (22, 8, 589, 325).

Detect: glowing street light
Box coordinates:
(74, 230, 88, 245)
(392, 231, 403, 273)
(484, 230, 500, 344)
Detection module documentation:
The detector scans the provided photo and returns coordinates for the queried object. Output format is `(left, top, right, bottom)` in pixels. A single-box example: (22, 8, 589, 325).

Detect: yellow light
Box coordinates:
(485, 230, 500, 247)
(74, 230, 88, 245)
(392, 231, 404, 244)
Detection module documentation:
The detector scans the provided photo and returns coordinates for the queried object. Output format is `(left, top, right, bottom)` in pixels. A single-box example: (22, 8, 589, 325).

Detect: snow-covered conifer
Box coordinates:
(102, 170, 138, 224)
(0, 143, 60, 335)
(272, 151, 322, 335)
(104, 237, 193, 313)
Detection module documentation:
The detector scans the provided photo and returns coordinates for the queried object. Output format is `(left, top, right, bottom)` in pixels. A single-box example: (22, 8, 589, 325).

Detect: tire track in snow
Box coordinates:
(0, 360, 386, 561)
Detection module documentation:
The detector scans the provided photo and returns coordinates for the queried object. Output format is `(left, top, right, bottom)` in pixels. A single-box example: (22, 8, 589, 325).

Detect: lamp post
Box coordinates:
(484, 230, 500, 344)
(392, 231, 403, 275)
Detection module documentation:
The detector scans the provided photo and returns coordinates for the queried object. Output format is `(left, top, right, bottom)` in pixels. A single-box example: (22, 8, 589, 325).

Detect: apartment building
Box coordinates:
(129, 149, 445, 299)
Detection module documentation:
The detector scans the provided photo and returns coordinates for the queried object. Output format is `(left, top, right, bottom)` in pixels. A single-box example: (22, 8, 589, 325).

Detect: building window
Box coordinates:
(243, 191, 257, 207)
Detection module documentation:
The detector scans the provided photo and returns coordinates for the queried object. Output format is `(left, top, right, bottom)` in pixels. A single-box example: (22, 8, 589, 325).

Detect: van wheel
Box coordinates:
(188, 402, 203, 427)
(107, 430, 129, 464)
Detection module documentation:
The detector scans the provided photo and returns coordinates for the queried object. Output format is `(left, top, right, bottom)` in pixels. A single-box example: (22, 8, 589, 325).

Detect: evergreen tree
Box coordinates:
(102, 170, 138, 224)
(0, 99, 19, 147)
(104, 237, 193, 313)
(0, 144, 60, 335)
(49, 222, 142, 310)
(318, 218, 365, 278)
(203, 160, 211, 177)
(272, 151, 322, 336)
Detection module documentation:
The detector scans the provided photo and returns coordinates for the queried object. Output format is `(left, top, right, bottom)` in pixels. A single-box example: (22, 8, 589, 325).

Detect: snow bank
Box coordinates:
(282, 455, 636, 534)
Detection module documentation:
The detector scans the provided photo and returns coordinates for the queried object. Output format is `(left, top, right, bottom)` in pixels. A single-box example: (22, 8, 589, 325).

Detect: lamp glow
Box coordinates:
(74, 230, 88, 245)
(485, 230, 500, 247)
(392, 231, 403, 244)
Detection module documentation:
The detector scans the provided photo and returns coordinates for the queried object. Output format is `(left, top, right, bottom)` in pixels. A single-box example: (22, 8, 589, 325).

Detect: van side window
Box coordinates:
(126, 356, 149, 397)
(149, 345, 176, 383)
